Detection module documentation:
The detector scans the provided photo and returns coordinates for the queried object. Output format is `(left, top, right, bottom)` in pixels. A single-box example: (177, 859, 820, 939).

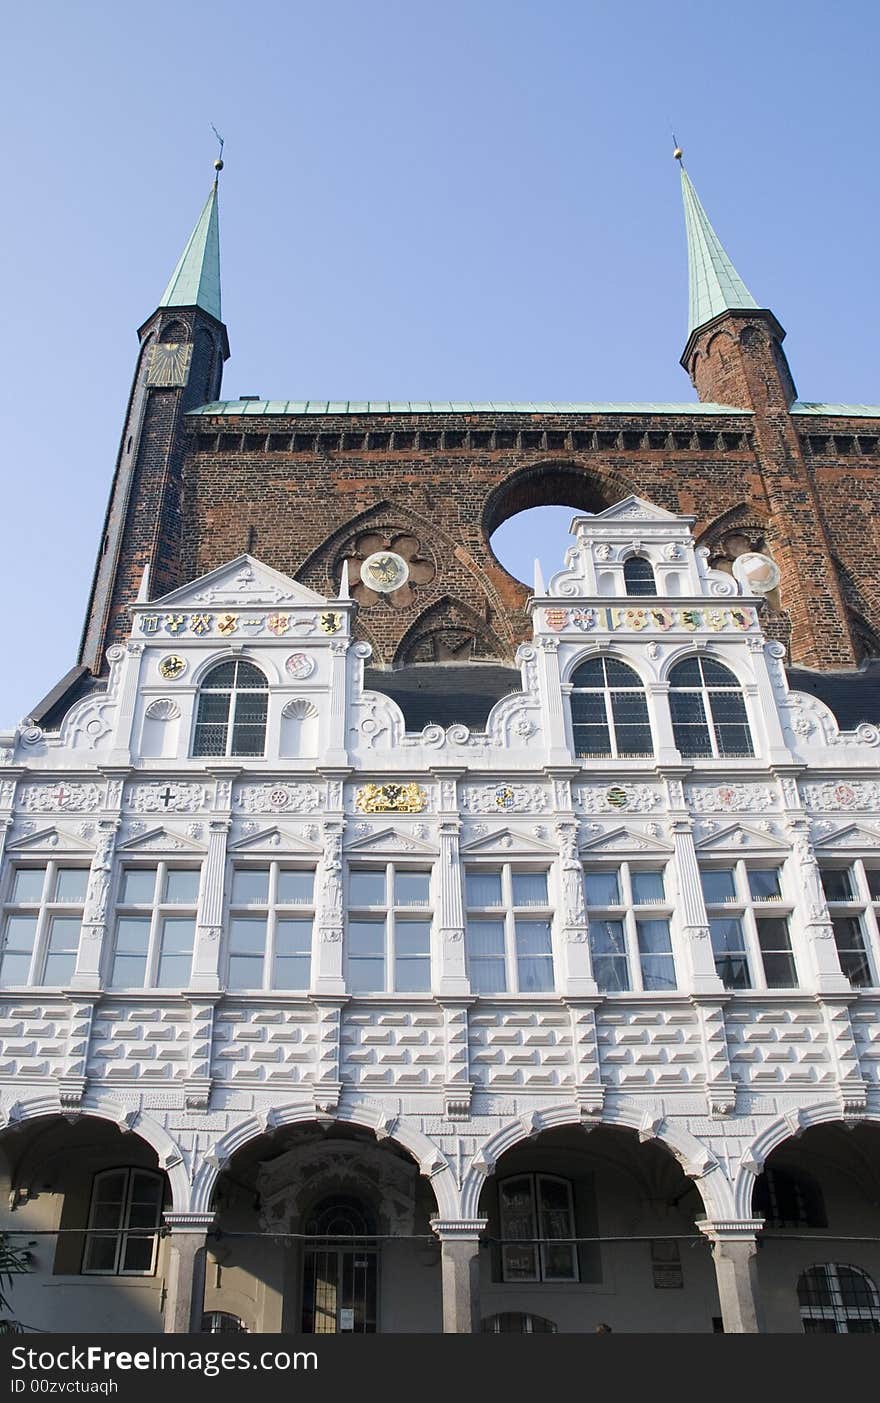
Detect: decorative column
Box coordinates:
(436, 818, 468, 995)
(323, 640, 350, 767)
(698, 1221, 765, 1333)
(313, 820, 346, 994)
(162, 1213, 215, 1334)
(554, 819, 596, 995)
(189, 818, 230, 993)
(105, 642, 144, 766)
(535, 637, 570, 763)
(432, 1220, 487, 1333)
(71, 819, 120, 989)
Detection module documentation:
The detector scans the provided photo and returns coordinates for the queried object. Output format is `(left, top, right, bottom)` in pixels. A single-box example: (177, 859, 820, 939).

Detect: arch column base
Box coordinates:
(698, 1220, 765, 1333)
(432, 1219, 487, 1333)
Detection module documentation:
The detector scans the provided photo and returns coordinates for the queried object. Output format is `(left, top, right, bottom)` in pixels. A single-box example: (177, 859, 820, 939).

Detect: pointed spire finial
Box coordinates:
(533, 558, 545, 595)
(339, 560, 350, 600)
(158, 148, 223, 321)
(677, 154, 758, 338)
(672, 133, 683, 162)
(211, 125, 225, 182)
(137, 562, 151, 602)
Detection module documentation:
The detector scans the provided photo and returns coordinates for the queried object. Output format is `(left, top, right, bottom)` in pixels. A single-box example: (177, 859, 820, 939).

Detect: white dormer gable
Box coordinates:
(141, 554, 328, 610)
(578, 495, 685, 525)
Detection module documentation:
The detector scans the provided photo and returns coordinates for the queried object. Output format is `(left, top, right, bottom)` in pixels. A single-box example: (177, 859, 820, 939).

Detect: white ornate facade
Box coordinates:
(2, 498, 879, 1335)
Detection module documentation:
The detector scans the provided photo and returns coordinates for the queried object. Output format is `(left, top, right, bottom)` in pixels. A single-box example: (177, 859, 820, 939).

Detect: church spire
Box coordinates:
(158, 165, 222, 322)
(676, 146, 758, 339)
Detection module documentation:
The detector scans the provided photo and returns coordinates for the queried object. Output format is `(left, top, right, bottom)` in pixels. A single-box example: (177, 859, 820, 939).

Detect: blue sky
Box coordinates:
(1, 0, 877, 724)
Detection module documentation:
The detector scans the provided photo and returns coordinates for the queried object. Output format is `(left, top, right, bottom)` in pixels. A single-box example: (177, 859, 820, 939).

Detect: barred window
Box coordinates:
(0, 864, 88, 987)
(570, 657, 652, 758)
(82, 1169, 164, 1276)
(668, 657, 753, 758)
(798, 1264, 880, 1333)
(623, 556, 656, 596)
(193, 660, 268, 758)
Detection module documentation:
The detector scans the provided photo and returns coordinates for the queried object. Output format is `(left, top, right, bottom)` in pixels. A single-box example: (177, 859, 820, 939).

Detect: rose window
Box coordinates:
(343, 532, 436, 609)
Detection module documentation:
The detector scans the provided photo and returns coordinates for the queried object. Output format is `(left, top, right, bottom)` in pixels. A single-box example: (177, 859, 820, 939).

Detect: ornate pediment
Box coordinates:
(7, 825, 94, 854)
(143, 554, 328, 609)
(229, 825, 322, 855)
(812, 822, 880, 852)
(694, 821, 789, 853)
(588, 495, 684, 524)
(119, 826, 206, 854)
(345, 825, 437, 856)
(578, 824, 674, 856)
(460, 826, 558, 856)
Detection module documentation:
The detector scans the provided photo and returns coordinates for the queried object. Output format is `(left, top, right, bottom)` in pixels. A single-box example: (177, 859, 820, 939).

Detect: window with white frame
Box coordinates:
(797, 1264, 880, 1333)
(109, 866, 200, 988)
(465, 867, 554, 994)
(347, 865, 432, 993)
(584, 864, 675, 993)
(81, 1168, 164, 1275)
(700, 863, 797, 990)
(569, 657, 653, 758)
(0, 864, 88, 987)
(497, 1174, 578, 1282)
(227, 865, 315, 990)
(818, 862, 878, 988)
(192, 659, 268, 758)
(668, 656, 754, 758)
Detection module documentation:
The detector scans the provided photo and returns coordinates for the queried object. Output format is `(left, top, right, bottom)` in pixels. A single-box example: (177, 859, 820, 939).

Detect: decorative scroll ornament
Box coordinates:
(800, 780, 880, 811)
(686, 784, 777, 813)
(125, 782, 206, 814)
(356, 783, 427, 814)
(574, 784, 660, 813)
(235, 783, 322, 814)
(18, 783, 103, 813)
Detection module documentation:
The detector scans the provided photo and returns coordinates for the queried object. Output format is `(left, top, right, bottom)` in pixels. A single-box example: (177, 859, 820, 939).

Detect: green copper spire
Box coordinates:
(677, 150, 757, 338)
(158, 176, 222, 322)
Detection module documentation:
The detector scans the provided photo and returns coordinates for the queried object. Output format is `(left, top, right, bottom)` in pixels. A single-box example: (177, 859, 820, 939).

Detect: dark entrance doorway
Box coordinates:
(301, 1196, 378, 1333)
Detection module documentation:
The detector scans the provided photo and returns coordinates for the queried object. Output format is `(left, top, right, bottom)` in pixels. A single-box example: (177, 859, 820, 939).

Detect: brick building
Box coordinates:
(1, 153, 879, 1335)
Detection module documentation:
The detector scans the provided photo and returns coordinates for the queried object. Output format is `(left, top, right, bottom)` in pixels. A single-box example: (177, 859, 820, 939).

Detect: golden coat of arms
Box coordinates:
(356, 782, 427, 814)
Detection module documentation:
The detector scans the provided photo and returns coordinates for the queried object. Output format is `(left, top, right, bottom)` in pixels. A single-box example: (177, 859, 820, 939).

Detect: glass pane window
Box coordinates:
(193, 659, 268, 758)
(110, 865, 200, 989)
(465, 866, 554, 995)
(498, 1175, 578, 1283)
(1, 863, 89, 987)
(584, 864, 674, 994)
(819, 863, 878, 988)
(82, 1169, 163, 1276)
(227, 864, 315, 991)
(347, 865, 433, 994)
(700, 862, 797, 990)
(570, 656, 653, 758)
(798, 1264, 880, 1333)
(623, 556, 656, 597)
(668, 656, 754, 758)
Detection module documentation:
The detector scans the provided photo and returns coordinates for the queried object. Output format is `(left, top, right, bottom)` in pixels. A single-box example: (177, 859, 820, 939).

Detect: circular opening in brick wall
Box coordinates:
(484, 463, 615, 586)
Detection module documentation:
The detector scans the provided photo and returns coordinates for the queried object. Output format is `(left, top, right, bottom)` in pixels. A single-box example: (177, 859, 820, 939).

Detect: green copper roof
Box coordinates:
(790, 402, 880, 418)
(158, 182, 221, 321)
(680, 165, 758, 338)
(187, 399, 750, 417)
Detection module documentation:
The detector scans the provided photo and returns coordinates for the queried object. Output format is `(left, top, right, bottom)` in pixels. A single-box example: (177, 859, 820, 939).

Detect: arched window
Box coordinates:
(482, 1313, 557, 1333)
(498, 1174, 578, 1282)
(570, 658, 653, 758)
(201, 1312, 248, 1333)
(668, 656, 753, 758)
(193, 660, 268, 758)
(82, 1168, 164, 1275)
(798, 1264, 880, 1333)
(623, 556, 656, 596)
